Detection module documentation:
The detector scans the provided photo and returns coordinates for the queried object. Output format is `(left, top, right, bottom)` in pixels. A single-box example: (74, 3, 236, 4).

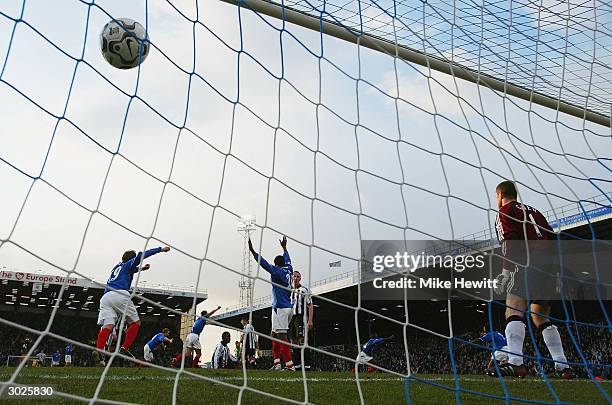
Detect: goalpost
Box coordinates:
(0, 0, 609, 403)
(221, 0, 610, 127)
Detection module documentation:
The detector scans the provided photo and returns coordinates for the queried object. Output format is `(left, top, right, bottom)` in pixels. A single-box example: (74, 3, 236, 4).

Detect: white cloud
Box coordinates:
(0, 0, 608, 362)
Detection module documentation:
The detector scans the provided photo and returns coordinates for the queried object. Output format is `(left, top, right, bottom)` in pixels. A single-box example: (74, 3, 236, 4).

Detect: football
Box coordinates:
(100, 18, 149, 69)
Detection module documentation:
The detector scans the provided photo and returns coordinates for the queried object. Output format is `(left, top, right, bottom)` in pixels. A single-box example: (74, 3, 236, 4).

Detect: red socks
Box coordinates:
(173, 353, 201, 368)
(122, 322, 140, 350)
(281, 339, 293, 366)
(97, 327, 112, 350)
(192, 353, 201, 368)
(97, 323, 139, 351)
(272, 341, 281, 364)
(272, 339, 293, 367)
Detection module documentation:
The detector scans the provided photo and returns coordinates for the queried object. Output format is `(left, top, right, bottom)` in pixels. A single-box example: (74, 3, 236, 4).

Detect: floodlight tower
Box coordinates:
(237, 215, 256, 308)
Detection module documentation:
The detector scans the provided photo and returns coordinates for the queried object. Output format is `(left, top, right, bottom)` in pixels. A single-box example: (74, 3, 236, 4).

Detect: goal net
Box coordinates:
(0, 0, 610, 403)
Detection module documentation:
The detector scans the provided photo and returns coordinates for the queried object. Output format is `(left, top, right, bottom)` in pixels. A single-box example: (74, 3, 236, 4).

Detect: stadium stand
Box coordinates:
(214, 194, 612, 375)
(0, 271, 206, 367)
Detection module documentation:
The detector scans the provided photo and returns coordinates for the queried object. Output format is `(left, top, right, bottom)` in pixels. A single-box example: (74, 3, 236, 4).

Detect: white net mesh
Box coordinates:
(0, 0, 610, 403)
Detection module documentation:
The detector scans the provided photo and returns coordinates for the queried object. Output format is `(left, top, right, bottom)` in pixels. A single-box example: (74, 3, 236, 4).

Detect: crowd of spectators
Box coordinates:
(304, 323, 611, 379)
(1, 311, 610, 378)
(0, 312, 182, 367)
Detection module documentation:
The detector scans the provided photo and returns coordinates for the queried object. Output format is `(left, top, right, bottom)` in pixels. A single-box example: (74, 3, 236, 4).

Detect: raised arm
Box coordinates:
(130, 246, 171, 271)
(248, 239, 273, 273)
(135, 264, 151, 273)
(280, 236, 291, 266)
(207, 306, 222, 317)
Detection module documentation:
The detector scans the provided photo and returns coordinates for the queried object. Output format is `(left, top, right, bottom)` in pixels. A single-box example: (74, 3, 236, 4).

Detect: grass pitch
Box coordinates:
(0, 367, 610, 404)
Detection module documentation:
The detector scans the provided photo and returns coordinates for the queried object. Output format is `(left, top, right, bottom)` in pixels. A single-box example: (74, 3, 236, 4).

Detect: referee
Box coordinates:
(289, 270, 314, 369)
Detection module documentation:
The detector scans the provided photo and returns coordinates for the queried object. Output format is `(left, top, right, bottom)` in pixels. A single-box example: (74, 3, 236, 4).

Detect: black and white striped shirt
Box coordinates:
(212, 342, 237, 369)
(242, 323, 257, 350)
(291, 285, 312, 316)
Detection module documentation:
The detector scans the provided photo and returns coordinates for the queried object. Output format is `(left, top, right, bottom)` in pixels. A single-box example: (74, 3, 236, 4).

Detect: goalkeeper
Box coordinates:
(492, 181, 573, 379)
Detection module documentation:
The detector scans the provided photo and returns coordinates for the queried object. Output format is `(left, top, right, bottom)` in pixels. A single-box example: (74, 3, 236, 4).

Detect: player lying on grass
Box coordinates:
(492, 181, 573, 379)
(171, 305, 221, 368)
(142, 328, 173, 366)
(354, 335, 394, 373)
(472, 330, 509, 369)
(249, 235, 295, 371)
(96, 246, 171, 360)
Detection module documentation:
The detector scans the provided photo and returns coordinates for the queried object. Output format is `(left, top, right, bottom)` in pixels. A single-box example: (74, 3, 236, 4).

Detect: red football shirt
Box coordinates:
(495, 200, 555, 269)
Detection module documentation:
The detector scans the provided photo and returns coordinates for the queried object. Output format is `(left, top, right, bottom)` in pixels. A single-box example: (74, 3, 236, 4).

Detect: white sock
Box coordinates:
(505, 320, 526, 366)
(541, 324, 568, 370)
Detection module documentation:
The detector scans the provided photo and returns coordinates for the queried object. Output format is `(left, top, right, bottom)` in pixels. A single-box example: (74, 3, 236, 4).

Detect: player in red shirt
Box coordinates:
(489, 181, 573, 379)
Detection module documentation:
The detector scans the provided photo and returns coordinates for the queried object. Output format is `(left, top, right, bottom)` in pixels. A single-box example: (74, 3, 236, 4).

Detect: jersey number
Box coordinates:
(108, 266, 121, 282)
(528, 213, 543, 238)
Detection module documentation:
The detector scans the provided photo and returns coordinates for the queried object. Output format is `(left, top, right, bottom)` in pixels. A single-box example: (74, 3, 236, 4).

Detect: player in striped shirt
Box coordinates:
(289, 270, 313, 370)
(35, 350, 46, 367)
(239, 315, 258, 368)
(212, 331, 238, 369)
(492, 181, 573, 379)
(249, 236, 295, 370)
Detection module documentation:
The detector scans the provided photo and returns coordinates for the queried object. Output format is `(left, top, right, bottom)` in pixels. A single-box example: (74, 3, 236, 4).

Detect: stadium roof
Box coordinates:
(0, 269, 207, 317)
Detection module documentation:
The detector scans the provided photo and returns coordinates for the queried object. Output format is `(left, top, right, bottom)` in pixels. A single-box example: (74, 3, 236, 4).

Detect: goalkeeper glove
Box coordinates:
(494, 269, 511, 295)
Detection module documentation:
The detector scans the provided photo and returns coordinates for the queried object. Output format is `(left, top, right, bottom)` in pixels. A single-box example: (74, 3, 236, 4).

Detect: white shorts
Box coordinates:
(272, 307, 292, 333)
(493, 346, 509, 362)
(51, 360, 59, 366)
(143, 345, 154, 362)
(64, 355, 71, 364)
(97, 291, 139, 326)
(185, 333, 201, 350)
(356, 351, 373, 364)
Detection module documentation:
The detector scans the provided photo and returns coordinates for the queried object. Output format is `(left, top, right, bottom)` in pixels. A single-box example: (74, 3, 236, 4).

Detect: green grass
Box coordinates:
(0, 367, 609, 404)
